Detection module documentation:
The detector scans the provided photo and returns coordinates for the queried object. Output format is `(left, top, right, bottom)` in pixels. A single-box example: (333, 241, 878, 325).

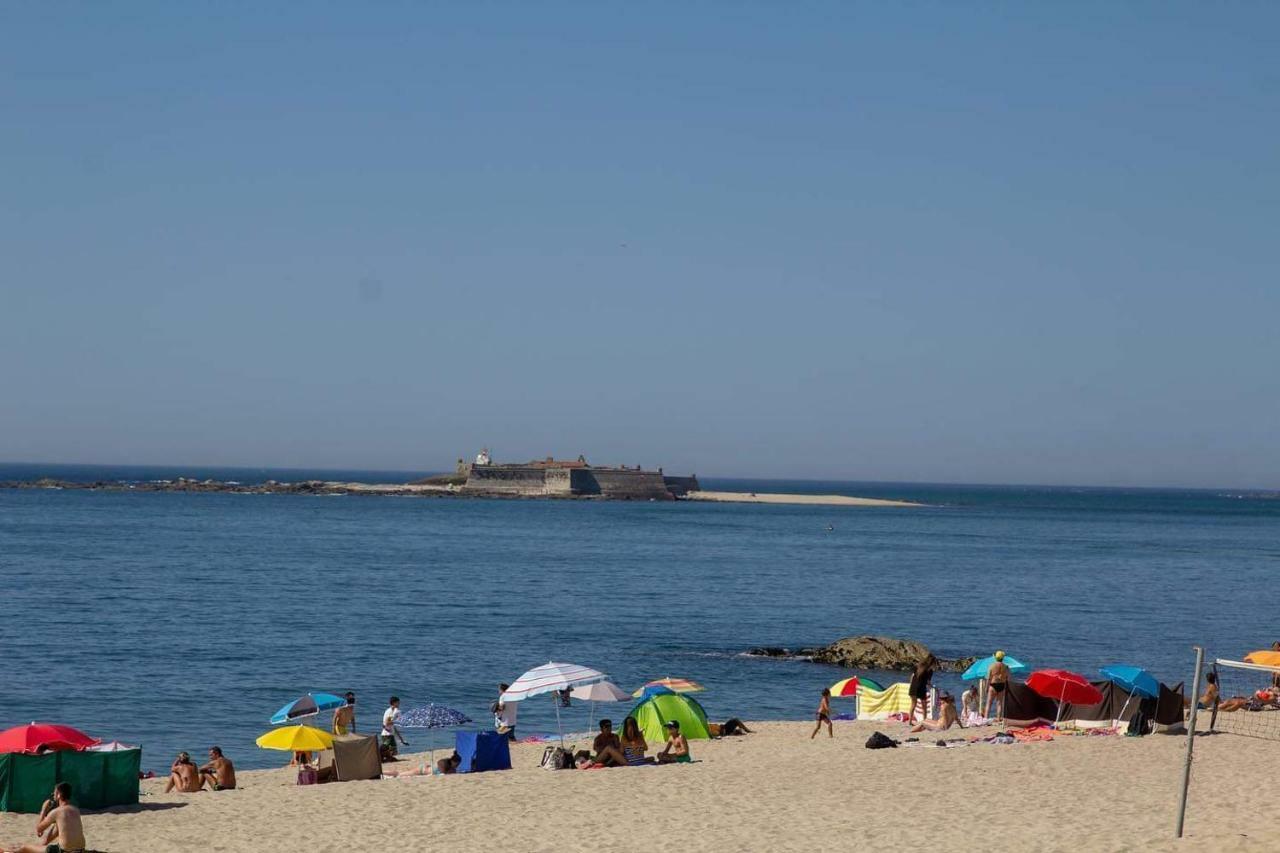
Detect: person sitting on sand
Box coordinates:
(908, 655, 935, 724)
(164, 752, 202, 793)
(657, 720, 691, 764)
(3, 781, 86, 853)
(200, 746, 236, 791)
(811, 688, 833, 739)
(620, 717, 651, 765)
(290, 750, 313, 767)
(591, 719, 628, 767)
(911, 693, 964, 733)
(986, 651, 1011, 722)
(961, 683, 981, 719)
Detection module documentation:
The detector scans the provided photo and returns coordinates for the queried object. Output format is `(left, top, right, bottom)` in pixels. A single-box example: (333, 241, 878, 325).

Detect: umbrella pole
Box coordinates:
(588, 700, 595, 734)
(554, 695, 564, 747)
(1116, 694, 1133, 729)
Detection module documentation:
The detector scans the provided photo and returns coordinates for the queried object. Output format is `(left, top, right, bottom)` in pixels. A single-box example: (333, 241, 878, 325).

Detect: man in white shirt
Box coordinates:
(493, 683, 518, 742)
(380, 696, 408, 758)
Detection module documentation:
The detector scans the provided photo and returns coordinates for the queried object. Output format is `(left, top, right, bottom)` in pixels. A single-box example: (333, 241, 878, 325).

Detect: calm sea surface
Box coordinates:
(1, 464, 1277, 771)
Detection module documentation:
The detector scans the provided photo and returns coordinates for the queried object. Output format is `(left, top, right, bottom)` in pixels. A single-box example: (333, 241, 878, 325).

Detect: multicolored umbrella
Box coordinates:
(255, 725, 334, 752)
(829, 676, 860, 697)
(962, 654, 1029, 681)
(270, 692, 348, 725)
(632, 677, 704, 698)
(0, 723, 99, 754)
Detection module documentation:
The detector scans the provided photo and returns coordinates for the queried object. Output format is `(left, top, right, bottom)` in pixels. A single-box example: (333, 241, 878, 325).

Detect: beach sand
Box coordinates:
(3, 720, 1275, 852)
(687, 490, 922, 507)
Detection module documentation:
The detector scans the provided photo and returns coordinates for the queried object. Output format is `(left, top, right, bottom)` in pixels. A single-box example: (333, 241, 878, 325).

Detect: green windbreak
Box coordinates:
(0, 750, 140, 814)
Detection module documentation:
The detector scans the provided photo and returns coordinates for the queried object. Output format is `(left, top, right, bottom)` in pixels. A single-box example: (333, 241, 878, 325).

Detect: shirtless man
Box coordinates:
(199, 746, 236, 791)
(164, 752, 202, 793)
(986, 651, 1011, 722)
(332, 691, 356, 735)
(911, 693, 964, 732)
(591, 719, 627, 767)
(3, 782, 86, 853)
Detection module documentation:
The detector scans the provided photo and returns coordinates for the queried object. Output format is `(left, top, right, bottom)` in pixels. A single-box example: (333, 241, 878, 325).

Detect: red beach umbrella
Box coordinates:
(1027, 669, 1104, 726)
(0, 722, 99, 754)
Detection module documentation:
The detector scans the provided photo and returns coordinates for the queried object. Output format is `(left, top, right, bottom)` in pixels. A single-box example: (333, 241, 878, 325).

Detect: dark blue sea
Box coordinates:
(2, 463, 1277, 771)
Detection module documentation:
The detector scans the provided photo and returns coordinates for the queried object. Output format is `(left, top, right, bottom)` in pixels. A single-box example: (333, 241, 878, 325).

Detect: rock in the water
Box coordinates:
(809, 635, 975, 672)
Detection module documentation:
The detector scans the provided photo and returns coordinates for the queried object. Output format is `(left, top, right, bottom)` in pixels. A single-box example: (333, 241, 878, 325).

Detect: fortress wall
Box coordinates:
(462, 466, 547, 495)
(662, 475, 701, 497)
(575, 468, 673, 500)
(544, 468, 573, 495)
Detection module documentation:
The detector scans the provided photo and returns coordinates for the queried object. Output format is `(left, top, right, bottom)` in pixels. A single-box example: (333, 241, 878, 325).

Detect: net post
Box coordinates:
(1175, 645, 1204, 838)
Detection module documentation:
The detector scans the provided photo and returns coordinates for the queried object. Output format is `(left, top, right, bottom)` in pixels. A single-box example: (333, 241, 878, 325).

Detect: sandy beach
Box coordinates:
(3, 720, 1274, 852)
(686, 490, 923, 507)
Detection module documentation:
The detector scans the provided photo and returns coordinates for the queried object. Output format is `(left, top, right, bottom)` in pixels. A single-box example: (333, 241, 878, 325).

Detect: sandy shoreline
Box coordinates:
(686, 490, 923, 507)
(3, 720, 1274, 852)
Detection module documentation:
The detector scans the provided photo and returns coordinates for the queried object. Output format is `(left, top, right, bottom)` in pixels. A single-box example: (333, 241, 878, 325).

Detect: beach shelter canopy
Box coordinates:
(626, 692, 711, 744)
(571, 681, 631, 703)
(270, 692, 348, 725)
(502, 662, 606, 702)
(1027, 670, 1104, 706)
(0, 723, 99, 755)
(1100, 665, 1160, 700)
(256, 725, 334, 752)
(632, 677, 704, 697)
(399, 704, 472, 729)
(962, 654, 1029, 681)
(1056, 680, 1186, 729)
(1243, 651, 1280, 667)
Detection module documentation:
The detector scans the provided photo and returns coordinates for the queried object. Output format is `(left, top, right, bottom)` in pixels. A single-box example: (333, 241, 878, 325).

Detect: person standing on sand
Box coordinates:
(811, 688, 833, 739)
(199, 746, 236, 791)
(986, 651, 1011, 722)
(381, 696, 408, 757)
(909, 655, 935, 724)
(333, 691, 356, 735)
(3, 781, 86, 853)
(493, 683, 518, 742)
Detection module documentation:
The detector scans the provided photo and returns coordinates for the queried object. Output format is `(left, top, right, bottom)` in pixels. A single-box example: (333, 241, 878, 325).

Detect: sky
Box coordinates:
(2, 2, 1277, 488)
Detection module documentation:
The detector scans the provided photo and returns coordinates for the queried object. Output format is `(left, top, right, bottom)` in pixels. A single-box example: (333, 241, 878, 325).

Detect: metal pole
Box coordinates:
(1175, 645, 1205, 839)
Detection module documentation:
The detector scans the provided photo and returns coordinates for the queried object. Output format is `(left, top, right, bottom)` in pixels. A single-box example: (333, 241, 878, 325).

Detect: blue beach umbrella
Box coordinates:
(634, 685, 678, 702)
(270, 692, 348, 725)
(399, 703, 473, 766)
(1100, 665, 1160, 700)
(962, 654, 1029, 681)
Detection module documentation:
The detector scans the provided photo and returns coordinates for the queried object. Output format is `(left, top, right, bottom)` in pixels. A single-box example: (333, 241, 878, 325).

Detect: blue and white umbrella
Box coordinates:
(270, 692, 348, 725)
(399, 703, 473, 766)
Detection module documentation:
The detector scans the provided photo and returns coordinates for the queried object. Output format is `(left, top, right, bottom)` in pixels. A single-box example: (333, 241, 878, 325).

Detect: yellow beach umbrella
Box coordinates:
(255, 725, 334, 752)
(633, 677, 705, 698)
(1244, 651, 1280, 667)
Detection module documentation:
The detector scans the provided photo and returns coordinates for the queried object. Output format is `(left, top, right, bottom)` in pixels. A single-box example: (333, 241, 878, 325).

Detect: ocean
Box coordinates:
(1, 463, 1277, 771)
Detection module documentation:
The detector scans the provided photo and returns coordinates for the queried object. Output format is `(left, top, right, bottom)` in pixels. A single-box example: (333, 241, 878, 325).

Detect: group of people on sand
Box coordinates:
(811, 649, 1016, 737)
(2, 782, 85, 853)
(164, 746, 236, 793)
(575, 717, 698, 769)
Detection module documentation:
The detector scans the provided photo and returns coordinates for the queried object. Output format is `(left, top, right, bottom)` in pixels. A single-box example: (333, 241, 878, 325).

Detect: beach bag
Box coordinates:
(539, 746, 574, 770)
(296, 766, 318, 785)
(865, 732, 899, 749)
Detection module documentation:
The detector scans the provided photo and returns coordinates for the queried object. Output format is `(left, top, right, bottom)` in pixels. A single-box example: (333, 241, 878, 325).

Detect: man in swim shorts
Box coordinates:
(3, 781, 86, 853)
(986, 651, 1011, 722)
(199, 746, 236, 791)
(332, 691, 356, 735)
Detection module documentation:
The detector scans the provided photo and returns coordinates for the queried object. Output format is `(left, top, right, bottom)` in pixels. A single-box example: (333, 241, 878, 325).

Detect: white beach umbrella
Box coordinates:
(502, 662, 607, 744)
(570, 680, 632, 732)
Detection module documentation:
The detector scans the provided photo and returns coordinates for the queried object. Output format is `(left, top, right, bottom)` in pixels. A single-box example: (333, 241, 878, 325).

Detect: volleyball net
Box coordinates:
(1207, 658, 1280, 740)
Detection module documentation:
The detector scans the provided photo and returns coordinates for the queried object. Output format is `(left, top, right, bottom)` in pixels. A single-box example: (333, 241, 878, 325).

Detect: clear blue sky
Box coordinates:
(2, 3, 1277, 487)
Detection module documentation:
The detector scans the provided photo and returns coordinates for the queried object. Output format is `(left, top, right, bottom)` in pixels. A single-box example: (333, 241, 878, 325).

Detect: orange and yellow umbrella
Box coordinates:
(1244, 651, 1280, 667)
(632, 677, 705, 698)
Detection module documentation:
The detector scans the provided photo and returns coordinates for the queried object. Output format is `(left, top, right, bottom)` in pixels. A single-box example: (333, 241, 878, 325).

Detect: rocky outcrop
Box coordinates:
(748, 636, 975, 673)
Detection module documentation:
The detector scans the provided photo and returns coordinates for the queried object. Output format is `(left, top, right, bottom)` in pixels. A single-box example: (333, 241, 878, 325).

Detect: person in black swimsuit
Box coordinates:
(909, 655, 936, 724)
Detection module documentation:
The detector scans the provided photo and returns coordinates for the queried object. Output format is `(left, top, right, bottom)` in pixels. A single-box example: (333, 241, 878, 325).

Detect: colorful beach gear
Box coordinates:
(255, 724, 334, 752)
(962, 654, 1029, 681)
(632, 677, 705, 697)
(502, 662, 606, 702)
(626, 692, 711, 744)
(829, 677, 859, 697)
(0, 723, 99, 754)
(1027, 669, 1104, 727)
(269, 692, 349, 725)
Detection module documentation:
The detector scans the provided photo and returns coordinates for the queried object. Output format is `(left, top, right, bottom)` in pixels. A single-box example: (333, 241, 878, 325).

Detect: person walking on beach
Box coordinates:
(333, 691, 356, 735)
(811, 688, 833, 739)
(909, 655, 936, 724)
(493, 683, 518, 742)
(986, 651, 1011, 722)
(2, 781, 86, 853)
(381, 696, 408, 758)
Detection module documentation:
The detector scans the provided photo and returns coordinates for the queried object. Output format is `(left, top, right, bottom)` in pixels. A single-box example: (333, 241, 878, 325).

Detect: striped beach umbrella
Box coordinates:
(502, 662, 607, 745)
(269, 692, 348, 725)
(632, 677, 705, 698)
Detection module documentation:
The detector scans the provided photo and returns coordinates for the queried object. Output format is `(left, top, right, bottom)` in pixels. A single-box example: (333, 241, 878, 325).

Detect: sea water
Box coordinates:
(1, 464, 1277, 770)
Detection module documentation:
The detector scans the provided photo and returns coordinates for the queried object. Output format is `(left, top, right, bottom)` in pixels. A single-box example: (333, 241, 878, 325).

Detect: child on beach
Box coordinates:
(811, 688, 833, 739)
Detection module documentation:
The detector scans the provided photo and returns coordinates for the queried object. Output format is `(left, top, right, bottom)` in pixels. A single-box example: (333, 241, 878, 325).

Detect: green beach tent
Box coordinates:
(626, 692, 712, 744)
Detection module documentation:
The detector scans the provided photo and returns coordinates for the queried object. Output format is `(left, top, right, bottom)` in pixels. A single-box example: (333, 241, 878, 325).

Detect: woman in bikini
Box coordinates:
(621, 717, 651, 765)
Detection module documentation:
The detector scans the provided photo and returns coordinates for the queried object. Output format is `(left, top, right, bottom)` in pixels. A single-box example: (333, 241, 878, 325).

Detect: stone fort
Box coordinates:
(457, 449, 699, 500)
